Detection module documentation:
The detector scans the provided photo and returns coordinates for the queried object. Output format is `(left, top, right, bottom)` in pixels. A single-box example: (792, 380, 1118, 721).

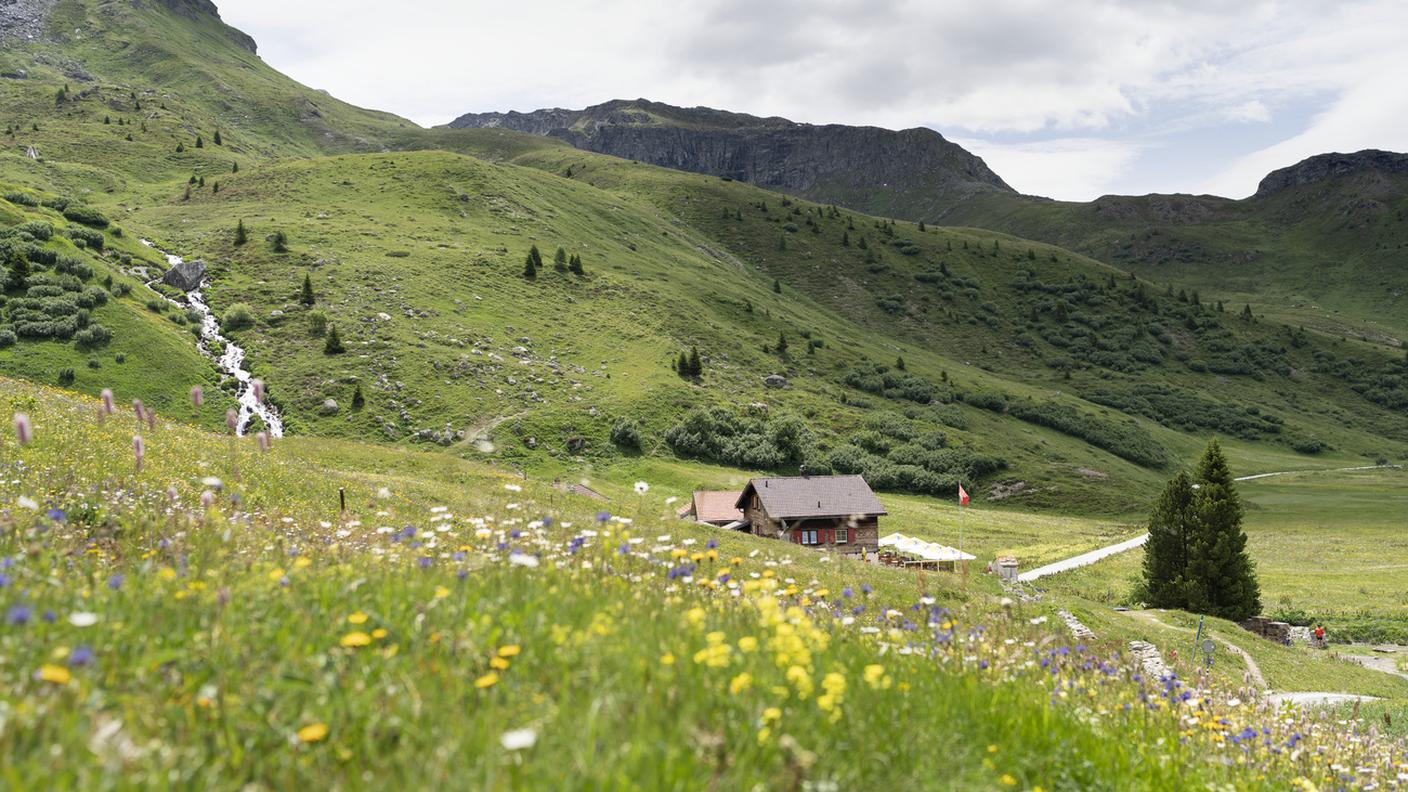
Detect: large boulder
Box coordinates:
(161, 259, 206, 292)
(764, 374, 788, 389)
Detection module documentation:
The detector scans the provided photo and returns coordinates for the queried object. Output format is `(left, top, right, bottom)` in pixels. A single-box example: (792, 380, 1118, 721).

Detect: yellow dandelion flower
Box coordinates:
(497, 645, 521, 657)
(490, 656, 510, 670)
(347, 611, 369, 625)
(371, 628, 388, 639)
(987, 744, 999, 754)
(293, 557, 312, 569)
(158, 567, 177, 581)
(434, 586, 450, 599)
(267, 568, 286, 582)
(340, 631, 372, 648)
(474, 672, 499, 689)
(729, 672, 753, 695)
(763, 707, 782, 723)
(38, 664, 72, 685)
(737, 636, 759, 653)
(864, 664, 886, 688)
(999, 774, 1017, 786)
(297, 722, 329, 743)
(660, 652, 676, 666)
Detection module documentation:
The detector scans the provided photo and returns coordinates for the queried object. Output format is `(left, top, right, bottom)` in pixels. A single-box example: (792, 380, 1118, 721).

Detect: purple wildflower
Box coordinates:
(5, 605, 31, 626)
(69, 645, 95, 667)
(107, 574, 125, 590)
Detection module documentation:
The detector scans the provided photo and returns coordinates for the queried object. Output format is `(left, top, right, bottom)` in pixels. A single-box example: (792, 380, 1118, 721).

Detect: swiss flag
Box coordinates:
(958, 484, 970, 507)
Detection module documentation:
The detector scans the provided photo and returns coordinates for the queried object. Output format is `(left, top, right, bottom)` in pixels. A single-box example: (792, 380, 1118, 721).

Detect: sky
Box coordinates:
(217, 0, 1408, 201)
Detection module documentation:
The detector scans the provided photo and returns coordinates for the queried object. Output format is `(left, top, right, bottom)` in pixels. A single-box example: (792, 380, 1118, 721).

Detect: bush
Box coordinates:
(1008, 401, 1167, 468)
(57, 367, 76, 386)
(66, 226, 105, 251)
(609, 420, 642, 451)
(14, 221, 52, 240)
(223, 303, 256, 330)
(307, 310, 328, 336)
(0, 328, 15, 347)
(1291, 438, 1325, 455)
(665, 407, 814, 470)
(61, 205, 109, 228)
(843, 364, 938, 404)
(3, 192, 39, 207)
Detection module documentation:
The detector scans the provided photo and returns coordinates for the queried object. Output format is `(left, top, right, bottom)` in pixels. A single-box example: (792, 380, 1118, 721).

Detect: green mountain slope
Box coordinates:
(2, 0, 1406, 518)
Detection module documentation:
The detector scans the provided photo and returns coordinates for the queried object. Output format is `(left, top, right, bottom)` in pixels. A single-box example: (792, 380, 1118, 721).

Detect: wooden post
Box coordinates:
(338, 487, 346, 513)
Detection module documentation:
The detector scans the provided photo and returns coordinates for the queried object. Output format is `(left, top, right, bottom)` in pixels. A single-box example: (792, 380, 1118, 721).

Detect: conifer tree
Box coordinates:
(918, 220, 926, 232)
(212, 182, 220, 193)
(195, 135, 203, 148)
(324, 324, 346, 354)
(776, 332, 788, 354)
(1139, 471, 1199, 608)
(553, 247, 568, 272)
(895, 356, 906, 371)
(569, 253, 584, 276)
(523, 252, 537, 280)
(198, 175, 205, 187)
(676, 352, 689, 377)
(300, 273, 316, 306)
(841, 231, 850, 247)
(1185, 439, 1261, 620)
(1241, 303, 1254, 321)
(772, 279, 781, 294)
(234, 219, 247, 246)
(176, 142, 185, 153)
(232, 162, 239, 173)
(214, 129, 222, 146)
(351, 384, 365, 410)
(272, 231, 288, 253)
(688, 346, 702, 377)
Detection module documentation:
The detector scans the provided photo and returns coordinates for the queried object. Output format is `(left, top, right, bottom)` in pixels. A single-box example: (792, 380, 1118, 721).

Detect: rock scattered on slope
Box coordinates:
(161, 259, 206, 292)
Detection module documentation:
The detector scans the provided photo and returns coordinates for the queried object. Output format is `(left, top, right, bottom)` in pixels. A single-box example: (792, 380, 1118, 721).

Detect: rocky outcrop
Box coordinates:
(155, 0, 256, 53)
(1255, 150, 1408, 198)
(161, 259, 206, 292)
(446, 99, 1013, 220)
(0, 0, 57, 41)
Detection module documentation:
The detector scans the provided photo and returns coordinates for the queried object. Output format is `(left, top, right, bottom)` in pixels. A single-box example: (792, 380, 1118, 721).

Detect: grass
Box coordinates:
(5, 374, 1408, 789)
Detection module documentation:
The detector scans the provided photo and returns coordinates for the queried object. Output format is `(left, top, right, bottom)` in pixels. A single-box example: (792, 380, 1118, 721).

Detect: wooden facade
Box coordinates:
(736, 476, 884, 556)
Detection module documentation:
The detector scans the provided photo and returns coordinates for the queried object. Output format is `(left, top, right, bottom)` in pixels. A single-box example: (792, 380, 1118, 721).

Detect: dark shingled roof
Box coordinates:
(735, 475, 886, 519)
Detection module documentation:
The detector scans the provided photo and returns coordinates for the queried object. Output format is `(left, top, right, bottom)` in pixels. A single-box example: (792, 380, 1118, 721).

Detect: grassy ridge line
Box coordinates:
(3, 375, 1403, 789)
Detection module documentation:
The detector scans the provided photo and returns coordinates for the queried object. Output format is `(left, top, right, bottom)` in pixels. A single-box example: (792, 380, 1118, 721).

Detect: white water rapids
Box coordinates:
(139, 239, 284, 437)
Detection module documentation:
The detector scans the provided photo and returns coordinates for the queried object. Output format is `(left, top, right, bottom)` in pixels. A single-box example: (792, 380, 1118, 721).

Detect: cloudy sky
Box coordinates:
(219, 0, 1407, 201)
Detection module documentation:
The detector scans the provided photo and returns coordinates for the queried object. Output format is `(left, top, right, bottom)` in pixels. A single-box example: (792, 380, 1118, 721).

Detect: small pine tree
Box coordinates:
(272, 231, 288, 253)
(214, 129, 222, 146)
(918, 221, 926, 232)
(195, 135, 204, 148)
(1241, 303, 1254, 321)
(553, 247, 568, 272)
(772, 279, 781, 294)
(324, 324, 346, 354)
(569, 253, 584, 276)
(232, 162, 239, 173)
(300, 273, 316, 306)
(1139, 471, 1199, 609)
(55, 86, 67, 105)
(841, 231, 850, 247)
(676, 352, 689, 377)
(776, 332, 788, 354)
(351, 384, 365, 410)
(523, 252, 537, 280)
(176, 142, 185, 153)
(103, 115, 111, 125)
(234, 219, 247, 246)
(688, 346, 702, 378)
(212, 182, 220, 193)
(895, 356, 906, 371)
(198, 175, 205, 187)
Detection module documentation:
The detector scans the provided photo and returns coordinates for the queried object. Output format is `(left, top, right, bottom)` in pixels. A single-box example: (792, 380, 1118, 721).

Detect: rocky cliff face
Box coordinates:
(155, 0, 256, 53)
(447, 99, 1013, 218)
(1255, 150, 1408, 198)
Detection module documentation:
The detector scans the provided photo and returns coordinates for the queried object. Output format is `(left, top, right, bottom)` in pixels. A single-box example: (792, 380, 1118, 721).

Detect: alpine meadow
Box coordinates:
(1, 1, 1407, 789)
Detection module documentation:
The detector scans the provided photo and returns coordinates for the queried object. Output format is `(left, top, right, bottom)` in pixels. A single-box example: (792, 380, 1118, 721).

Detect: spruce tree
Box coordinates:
(688, 346, 702, 377)
(772, 279, 781, 294)
(841, 231, 850, 247)
(918, 220, 926, 232)
(214, 129, 222, 146)
(895, 356, 906, 371)
(676, 352, 689, 377)
(300, 273, 316, 306)
(776, 332, 788, 354)
(195, 135, 203, 148)
(523, 252, 537, 280)
(1185, 439, 1261, 620)
(232, 162, 239, 173)
(553, 247, 568, 272)
(324, 324, 346, 354)
(1139, 471, 1200, 609)
(176, 142, 184, 153)
(569, 253, 584, 276)
(272, 231, 288, 253)
(234, 219, 247, 246)
(351, 384, 365, 410)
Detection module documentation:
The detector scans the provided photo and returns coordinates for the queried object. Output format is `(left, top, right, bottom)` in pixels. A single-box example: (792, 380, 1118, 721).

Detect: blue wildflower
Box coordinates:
(107, 574, 125, 590)
(5, 605, 31, 626)
(69, 645, 95, 667)
(842, 587, 853, 599)
(705, 538, 718, 549)
(418, 556, 433, 569)
(595, 511, 611, 522)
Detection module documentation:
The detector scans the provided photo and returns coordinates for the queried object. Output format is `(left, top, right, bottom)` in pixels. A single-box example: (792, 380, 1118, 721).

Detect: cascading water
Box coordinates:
(140, 240, 284, 437)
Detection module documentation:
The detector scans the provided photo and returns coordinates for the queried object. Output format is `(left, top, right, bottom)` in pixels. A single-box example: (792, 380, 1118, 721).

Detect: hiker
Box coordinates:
(1313, 625, 1326, 648)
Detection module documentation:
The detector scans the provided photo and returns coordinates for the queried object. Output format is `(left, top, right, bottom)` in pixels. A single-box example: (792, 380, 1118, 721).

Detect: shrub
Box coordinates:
(66, 226, 105, 251)
(74, 323, 112, 347)
(61, 205, 109, 228)
(0, 328, 15, 347)
(307, 309, 328, 336)
(843, 364, 938, 404)
(3, 192, 39, 207)
(665, 407, 814, 470)
(609, 420, 642, 450)
(1009, 401, 1167, 468)
(223, 303, 256, 330)
(57, 367, 76, 386)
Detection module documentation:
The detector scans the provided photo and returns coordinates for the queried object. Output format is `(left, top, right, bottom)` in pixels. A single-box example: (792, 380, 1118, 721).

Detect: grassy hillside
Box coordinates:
(4, 375, 1406, 789)
(941, 172, 1408, 348)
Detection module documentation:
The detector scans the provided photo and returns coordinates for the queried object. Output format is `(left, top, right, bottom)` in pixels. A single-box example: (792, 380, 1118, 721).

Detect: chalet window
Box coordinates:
(799, 529, 819, 546)
(835, 528, 849, 544)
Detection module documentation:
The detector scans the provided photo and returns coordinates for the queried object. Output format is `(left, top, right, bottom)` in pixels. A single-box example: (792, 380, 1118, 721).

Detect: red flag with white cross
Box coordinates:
(958, 484, 970, 507)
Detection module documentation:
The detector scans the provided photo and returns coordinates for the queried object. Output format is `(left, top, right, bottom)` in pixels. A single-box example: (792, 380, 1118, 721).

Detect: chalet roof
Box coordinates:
(692, 490, 744, 524)
(736, 475, 886, 520)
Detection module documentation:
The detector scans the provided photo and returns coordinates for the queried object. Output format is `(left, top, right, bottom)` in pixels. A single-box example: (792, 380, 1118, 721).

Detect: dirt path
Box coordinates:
(1125, 610, 1268, 690)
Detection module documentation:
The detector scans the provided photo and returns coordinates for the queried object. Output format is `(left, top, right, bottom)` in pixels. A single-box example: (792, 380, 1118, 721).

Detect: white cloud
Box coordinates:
(953, 137, 1145, 201)
(214, 0, 1408, 197)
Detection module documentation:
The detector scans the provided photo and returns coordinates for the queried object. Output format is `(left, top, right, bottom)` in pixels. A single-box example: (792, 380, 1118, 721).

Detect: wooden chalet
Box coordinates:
(734, 475, 885, 555)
